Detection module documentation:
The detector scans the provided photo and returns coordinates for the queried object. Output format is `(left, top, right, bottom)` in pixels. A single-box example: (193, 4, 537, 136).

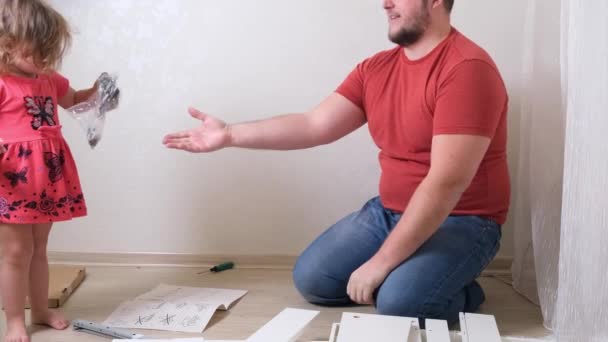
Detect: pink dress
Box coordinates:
(0, 72, 87, 224)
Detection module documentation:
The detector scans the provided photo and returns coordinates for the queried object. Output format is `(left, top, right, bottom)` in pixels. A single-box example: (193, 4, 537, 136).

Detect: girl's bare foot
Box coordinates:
(31, 309, 70, 330)
(5, 319, 30, 342)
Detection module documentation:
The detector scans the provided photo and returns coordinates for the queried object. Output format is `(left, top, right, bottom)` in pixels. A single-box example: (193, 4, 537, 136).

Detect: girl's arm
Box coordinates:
(58, 84, 97, 109)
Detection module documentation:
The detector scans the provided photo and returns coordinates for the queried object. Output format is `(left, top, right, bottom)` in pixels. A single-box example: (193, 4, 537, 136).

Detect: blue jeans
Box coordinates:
(293, 197, 501, 325)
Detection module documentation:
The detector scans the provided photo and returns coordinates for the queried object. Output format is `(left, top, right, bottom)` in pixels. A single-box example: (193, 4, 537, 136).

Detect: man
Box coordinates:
(163, 0, 508, 325)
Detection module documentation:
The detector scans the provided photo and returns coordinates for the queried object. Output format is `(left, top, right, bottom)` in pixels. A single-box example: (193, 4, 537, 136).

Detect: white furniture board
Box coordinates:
(460, 312, 501, 342)
(335, 312, 417, 342)
(408, 319, 422, 342)
(425, 319, 451, 342)
(113, 339, 204, 342)
(245, 308, 319, 342)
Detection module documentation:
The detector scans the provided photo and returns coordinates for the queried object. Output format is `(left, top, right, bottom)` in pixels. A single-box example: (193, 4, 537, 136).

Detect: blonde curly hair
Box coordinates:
(0, 0, 71, 73)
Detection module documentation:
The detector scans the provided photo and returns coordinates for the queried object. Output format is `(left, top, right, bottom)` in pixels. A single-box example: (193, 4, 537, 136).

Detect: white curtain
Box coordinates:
(511, 0, 564, 325)
(511, 0, 608, 340)
(554, 1, 608, 340)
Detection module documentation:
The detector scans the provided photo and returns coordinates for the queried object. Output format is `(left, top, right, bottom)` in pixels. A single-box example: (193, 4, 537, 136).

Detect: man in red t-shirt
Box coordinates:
(164, 0, 508, 324)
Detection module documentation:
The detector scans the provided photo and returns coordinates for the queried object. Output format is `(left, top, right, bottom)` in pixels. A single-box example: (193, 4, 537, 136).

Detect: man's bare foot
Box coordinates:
(5, 319, 30, 342)
(31, 309, 70, 330)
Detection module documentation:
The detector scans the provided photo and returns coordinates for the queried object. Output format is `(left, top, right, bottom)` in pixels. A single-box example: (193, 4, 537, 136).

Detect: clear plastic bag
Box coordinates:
(66, 72, 120, 148)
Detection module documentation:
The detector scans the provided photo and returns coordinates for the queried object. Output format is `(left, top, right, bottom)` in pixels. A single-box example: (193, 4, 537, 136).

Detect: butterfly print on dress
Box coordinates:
(18, 145, 32, 159)
(24, 96, 55, 130)
(44, 150, 65, 183)
(3, 167, 28, 187)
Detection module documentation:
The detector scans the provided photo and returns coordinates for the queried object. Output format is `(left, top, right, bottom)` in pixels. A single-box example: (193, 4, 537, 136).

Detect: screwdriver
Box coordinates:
(197, 262, 234, 275)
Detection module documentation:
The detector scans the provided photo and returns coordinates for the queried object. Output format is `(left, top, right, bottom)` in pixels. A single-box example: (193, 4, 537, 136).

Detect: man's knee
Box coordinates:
(376, 290, 426, 317)
(375, 288, 456, 324)
(376, 279, 487, 326)
(293, 255, 349, 305)
(292, 261, 320, 303)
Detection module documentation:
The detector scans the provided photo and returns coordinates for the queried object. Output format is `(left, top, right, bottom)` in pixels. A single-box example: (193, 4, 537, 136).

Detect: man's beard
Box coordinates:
(388, 5, 430, 46)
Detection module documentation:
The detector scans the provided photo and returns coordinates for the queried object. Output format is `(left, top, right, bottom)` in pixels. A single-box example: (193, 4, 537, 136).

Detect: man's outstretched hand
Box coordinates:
(163, 107, 231, 153)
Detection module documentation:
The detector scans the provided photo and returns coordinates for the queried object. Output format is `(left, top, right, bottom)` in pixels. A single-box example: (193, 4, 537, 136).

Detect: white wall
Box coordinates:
(48, 0, 525, 258)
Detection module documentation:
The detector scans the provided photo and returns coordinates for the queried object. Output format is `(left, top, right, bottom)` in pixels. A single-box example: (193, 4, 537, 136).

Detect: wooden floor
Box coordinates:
(1, 266, 552, 341)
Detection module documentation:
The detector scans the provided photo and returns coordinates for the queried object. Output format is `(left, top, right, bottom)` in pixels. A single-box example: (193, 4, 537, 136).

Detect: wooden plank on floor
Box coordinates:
(460, 313, 501, 342)
(425, 319, 450, 342)
(336, 312, 416, 342)
(13, 265, 86, 309)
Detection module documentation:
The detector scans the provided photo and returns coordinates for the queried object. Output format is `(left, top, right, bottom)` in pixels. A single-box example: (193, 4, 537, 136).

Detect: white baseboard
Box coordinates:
(484, 256, 513, 276)
(47, 251, 297, 269)
(47, 251, 513, 276)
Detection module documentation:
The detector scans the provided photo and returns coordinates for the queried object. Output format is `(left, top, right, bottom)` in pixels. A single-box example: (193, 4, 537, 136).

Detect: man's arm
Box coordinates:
(228, 93, 366, 150)
(347, 134, 491, 304)
(163, 93, 367, 152)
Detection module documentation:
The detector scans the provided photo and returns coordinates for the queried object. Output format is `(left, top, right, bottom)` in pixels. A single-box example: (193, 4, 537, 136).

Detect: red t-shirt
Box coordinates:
(336, 28, 510, 224)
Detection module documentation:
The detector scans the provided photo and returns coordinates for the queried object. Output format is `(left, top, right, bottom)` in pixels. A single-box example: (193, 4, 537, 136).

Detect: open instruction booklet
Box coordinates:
(104, 284, 247, 333)
(112, 308, 320, 342)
